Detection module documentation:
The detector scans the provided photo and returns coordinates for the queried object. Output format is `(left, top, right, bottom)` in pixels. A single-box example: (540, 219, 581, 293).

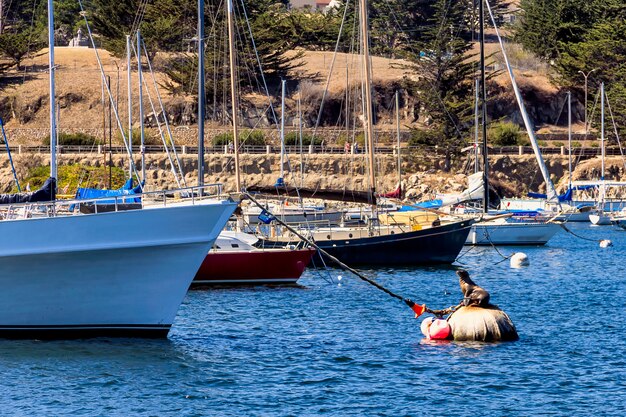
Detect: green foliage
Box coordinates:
(115, 129, 161, 146)
(488, 122, 522, 146)
(537, 140, 548, 147)
(158, 0, 304, 99)
(16, 164, 127, 194)
(516, 0, 626, 137)
(407, 128, 442, 147)
(572, 141, 582, 148)
(212, 130, 266, 146)
(284, 132, 321, 146)
(240, 130, 266, 146)
(0, 26, 44, 68)
(401, 0, 497, 165)
(56, 132, 102, 146)
(212, 132, 233, 146)
(553, 141, 564, 147)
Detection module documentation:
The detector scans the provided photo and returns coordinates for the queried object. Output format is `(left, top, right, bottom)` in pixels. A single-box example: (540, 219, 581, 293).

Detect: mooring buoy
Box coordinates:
(510, 252, 529, 268)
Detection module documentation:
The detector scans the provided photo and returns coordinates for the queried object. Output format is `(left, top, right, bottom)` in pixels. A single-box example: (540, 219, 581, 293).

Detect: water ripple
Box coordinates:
(0, 223, 624, 415)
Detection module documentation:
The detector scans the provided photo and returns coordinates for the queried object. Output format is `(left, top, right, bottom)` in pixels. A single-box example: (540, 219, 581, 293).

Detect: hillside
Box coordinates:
(0, 44, 578, 144)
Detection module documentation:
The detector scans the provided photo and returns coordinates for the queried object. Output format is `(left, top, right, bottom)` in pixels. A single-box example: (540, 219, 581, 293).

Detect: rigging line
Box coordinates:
(238, 0, 278, 126)
(187, 0, 224, 97)
(233, 1, 269, 102)
(141, 38, 188, 187)
(380, 0, 466, 139)
(76, 0, 142, 189)
(312, 0, 351, 137)
(131, 39, 183, 188)
(130, 0, 150, 38)
(604, 93, 626, 173)
(552, 93, 567, 126)
(19, 0, 39, 84)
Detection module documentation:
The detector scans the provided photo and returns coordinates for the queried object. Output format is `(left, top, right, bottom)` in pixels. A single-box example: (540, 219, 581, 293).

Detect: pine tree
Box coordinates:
(406, 0, 476, 170)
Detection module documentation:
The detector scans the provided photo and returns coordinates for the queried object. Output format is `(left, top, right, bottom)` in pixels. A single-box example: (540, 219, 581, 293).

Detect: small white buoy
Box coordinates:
(337, 275, 342, 281)
(600, 239, 613, 248)
(510, 252, 529, 268)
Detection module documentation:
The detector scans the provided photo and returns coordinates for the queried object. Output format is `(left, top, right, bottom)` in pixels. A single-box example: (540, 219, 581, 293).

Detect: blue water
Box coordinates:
(1, 223, 625, 415)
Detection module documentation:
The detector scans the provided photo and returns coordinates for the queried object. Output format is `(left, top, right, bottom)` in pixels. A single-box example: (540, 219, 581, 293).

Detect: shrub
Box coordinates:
(212, 130, 266, 147)
(537, 140, 548, 147)
(54, 132, 101, 146)
(354, 133, 366, 147)
(408, 129, 440, 146)
(336, 134, 349, 147)
(241, 130, 266, 146)
(572, 141, 582, 148)
(590, 142, 599, 148)
(212, 132, 233, 146)
(553, 141, 564, 147)
(488, 122, 521, 146)
(115, 128, 160, 146)
(284, 131, 321, 146)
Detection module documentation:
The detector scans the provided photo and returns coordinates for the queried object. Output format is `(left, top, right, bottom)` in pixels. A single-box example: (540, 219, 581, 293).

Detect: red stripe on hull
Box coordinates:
(193, 248, 315, 285)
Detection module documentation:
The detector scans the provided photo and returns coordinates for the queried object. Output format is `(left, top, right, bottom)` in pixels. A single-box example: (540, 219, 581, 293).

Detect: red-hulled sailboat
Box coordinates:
(191, 231, 315, 286)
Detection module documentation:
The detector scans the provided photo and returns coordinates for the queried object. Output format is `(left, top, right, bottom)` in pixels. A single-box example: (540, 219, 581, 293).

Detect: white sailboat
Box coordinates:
(0, 0, 237, 338)
(588, 83, 613, 226)
(500, 91, 596, 222)
(465, 0, 561, 246)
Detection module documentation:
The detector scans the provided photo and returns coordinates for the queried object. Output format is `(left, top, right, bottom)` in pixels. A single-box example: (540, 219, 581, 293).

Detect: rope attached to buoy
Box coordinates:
(559, 223, 606, 243)
(244, 192, 441, 318)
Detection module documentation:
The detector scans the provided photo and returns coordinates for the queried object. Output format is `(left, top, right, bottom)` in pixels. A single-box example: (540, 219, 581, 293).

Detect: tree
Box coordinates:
(515, 0, 600, 61)
(516, 0, 626, 138)
(406, 0, 476, 171)
(161, 1, 305, 110)
(0, 25, 44, 69)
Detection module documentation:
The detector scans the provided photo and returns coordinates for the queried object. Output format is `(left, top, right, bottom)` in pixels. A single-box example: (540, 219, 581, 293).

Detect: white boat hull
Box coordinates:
(553, 211, 591, 222)
(466, 222, 561, 245)
(0, 200, 236, 338)
(589, 214, 612, 226)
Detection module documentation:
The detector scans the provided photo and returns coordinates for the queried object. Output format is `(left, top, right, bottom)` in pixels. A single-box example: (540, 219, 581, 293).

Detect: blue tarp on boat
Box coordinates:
(527, 185, 599, 202)
(71, 179, 142, 210)
(398, 199, 443, 211)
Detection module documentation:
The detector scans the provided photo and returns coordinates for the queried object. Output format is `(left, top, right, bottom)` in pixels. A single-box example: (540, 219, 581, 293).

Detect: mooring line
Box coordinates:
(559, 223, 604, 243)
(244, 192, 437, 317)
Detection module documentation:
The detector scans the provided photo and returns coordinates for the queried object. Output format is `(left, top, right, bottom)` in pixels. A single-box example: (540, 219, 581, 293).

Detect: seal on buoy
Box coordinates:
(457, 270, 490, 307)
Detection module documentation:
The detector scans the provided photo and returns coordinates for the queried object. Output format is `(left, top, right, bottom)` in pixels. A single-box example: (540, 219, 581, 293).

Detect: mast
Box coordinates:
(358, 0, 376, 201)
(279, 79, 286, 185)
(567, 91, 572, 188)
(601, 82, 605, 180)
(485, 0, 558, 202)
(479, 0, 488, 213)
(226, 0, 241, 193)
(197, 0, 205, 188)
(48, 0, 57, 183)
(126, 34, 133, 180)
(137, 30, 146, 183)
(474, 78, 480, 174)
(298, 92, 303, 188)
(395, 90, 401, 189)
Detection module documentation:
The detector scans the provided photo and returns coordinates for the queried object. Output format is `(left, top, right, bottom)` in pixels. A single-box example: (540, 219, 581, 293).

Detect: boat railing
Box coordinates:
(0, 183, 227, 219)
